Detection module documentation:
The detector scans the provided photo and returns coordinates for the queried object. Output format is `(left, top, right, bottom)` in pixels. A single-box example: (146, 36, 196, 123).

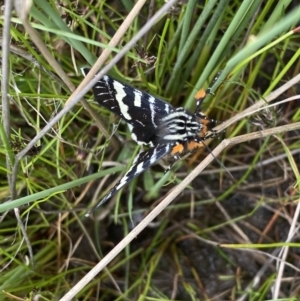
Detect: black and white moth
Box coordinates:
(82, 68, 219, 212)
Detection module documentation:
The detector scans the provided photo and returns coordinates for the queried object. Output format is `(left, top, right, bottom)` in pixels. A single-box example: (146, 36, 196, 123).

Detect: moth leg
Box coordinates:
(206, 70, 222, 95)
(195, 71, 222, 113)
(164, 154, 181, 174)
(164, 141, 186, 173)
(205, 129, 220, 139)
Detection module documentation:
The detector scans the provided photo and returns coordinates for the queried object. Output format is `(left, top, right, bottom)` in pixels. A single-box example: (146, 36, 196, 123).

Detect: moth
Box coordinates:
(82, 68, 219, 212)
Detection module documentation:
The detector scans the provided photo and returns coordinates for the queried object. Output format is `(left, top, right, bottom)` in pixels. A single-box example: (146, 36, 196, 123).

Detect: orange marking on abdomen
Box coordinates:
(187, 141, 203, 152)
(171, 143, 184, 155)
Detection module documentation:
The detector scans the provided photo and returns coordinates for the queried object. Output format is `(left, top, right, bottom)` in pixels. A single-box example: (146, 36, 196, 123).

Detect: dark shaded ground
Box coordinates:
(69, 131, 300, 300)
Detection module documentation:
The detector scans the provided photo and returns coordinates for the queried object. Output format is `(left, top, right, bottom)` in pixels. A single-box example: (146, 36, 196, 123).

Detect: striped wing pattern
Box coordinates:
(82, 68, 216, 212)
(94, 144, 173, 210)
(82, 68, 174, 146)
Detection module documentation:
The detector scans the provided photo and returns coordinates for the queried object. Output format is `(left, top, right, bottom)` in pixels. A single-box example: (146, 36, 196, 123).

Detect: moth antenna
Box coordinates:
(201, 140, 234, 180)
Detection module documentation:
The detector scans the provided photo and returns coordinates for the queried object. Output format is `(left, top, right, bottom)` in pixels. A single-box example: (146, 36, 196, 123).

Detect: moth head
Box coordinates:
(197, 114, 218, 139)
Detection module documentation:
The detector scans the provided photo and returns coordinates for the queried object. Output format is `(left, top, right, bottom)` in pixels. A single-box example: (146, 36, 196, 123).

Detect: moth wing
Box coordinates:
(82, 68, 175, 145)
(89, 143, 173, 212)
